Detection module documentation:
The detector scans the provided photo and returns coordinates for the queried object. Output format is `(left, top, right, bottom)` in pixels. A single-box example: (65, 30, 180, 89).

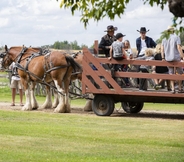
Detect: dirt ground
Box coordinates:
(0, 102, 184, 120)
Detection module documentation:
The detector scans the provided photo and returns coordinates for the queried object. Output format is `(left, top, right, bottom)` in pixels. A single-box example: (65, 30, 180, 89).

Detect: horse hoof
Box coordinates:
(54, 108, 63, 113)
(22, 106, 32, 111)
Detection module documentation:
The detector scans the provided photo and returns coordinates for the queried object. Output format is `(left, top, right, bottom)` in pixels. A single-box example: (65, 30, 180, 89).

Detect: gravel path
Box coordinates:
(0, 102, 183, 120)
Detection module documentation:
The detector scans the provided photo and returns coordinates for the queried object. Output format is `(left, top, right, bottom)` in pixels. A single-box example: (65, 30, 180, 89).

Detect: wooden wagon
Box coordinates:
(82, 43, 184, 116)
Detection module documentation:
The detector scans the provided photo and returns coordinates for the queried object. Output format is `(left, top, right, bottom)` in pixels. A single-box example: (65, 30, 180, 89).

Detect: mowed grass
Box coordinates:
(0, 110, 184, 162)
(0, 75, 184, 161)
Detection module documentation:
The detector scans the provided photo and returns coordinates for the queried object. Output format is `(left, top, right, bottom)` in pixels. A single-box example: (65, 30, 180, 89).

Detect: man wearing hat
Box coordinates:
(161, 26, 184, 94)
(99, 25, 117, 57)
(136, 27, 156, 57)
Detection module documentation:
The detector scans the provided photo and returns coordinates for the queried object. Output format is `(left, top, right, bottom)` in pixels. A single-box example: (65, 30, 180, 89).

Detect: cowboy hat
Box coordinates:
(137, 27, 149, 33)
(104, 25, 118, 32)
(167, 26, 175, 32)
(115, 33, 126, 39)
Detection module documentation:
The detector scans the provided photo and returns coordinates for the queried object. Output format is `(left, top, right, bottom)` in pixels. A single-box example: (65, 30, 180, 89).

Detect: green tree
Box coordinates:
(71, 40, 81, 50)
(58, 0, 183, 26)
(156, 31, 184, 45)
(53, 41, 61, 49)
(58, 0, 184, 35)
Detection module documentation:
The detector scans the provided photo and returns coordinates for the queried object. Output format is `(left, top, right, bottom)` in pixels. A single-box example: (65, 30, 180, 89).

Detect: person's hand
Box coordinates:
(108, 57, 112, 60)
(105, 46, 110, 49)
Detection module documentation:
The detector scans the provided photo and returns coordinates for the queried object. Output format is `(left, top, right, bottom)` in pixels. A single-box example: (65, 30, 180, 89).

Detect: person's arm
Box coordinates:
(151, 38, 157, 48)
(122, 48, 127, 59)
(98, 37, 106, 49)
(99, 36, 111, 49)
(136, 38, 140, 57)
(177, 44, 184, 59)
(108, 46, 113, 60)
(161, 44, 165, 60)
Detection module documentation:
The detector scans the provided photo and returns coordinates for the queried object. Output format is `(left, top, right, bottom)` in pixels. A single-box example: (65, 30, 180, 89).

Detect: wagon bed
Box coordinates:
(82, 47, 184, 116)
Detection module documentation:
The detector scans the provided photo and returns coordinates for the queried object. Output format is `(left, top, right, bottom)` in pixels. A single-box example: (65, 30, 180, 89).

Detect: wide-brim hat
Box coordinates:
(104, 25, 118, 32)
(137, 27, 149, 33)
(166, 25, 175, 32)
(115, 33, 126, 39)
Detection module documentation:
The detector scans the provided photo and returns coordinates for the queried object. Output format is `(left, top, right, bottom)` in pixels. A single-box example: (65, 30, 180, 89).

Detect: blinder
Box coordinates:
(0, 52, 6, 58)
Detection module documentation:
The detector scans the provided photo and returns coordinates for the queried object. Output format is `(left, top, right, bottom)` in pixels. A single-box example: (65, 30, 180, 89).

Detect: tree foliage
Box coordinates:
(58, 0, 184, 40)
(43, 40, 88, 50)
(156, 30, 184, 45)
(58, 0, 181, 27)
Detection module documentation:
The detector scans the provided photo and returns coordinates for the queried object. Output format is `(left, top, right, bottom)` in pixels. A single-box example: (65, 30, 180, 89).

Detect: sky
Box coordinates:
(0, 0, 182, 48)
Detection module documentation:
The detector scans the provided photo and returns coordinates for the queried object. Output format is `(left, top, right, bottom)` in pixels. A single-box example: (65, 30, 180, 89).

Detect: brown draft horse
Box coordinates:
(70, 51, 93, 111)
(0, 45, 81, 113)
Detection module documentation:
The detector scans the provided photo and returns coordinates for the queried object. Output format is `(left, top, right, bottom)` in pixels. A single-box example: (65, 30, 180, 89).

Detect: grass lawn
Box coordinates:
(0, 74, 184, 161)
(0, 110, 184, 162)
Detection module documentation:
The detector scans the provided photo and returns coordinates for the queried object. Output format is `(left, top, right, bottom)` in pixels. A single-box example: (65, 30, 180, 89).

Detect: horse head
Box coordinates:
(0, 45, 14, 69)
(0, 45, 44, 70)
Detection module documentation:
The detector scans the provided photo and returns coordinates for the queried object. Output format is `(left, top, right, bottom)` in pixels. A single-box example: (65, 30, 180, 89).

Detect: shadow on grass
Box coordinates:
(112, 110, 184, 120)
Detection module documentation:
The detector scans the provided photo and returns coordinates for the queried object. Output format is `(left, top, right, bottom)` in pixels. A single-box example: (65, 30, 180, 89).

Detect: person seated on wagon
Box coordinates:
(135, 27, 157, 88)
(122, 40, 134, 86)
(108, 33, 127, 79)
(124, 40, 133, 59)
(161, 26, 184, 94)
(99, 25, 117, 57)
(135, 48, 155, 91)
(152, 44, 171, 91)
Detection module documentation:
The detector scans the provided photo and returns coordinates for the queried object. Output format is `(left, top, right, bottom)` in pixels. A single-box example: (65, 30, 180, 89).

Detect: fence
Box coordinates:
(0, 71, 82, 97)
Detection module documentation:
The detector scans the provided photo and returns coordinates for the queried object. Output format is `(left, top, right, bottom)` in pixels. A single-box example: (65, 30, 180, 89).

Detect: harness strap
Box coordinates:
(17, 46, 28, 63)
(25, 52, 41, 70)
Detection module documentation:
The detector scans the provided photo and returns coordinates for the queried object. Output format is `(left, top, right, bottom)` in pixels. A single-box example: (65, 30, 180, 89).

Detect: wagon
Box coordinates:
(82, 42, 184, 116)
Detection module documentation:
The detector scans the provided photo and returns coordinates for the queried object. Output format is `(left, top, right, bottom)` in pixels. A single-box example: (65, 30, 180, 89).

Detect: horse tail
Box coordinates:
(65, 55, 82, 72)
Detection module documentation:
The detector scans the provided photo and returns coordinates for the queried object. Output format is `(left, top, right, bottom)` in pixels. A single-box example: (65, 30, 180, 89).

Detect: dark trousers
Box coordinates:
(139, 68, 149, 90)
(111, 57, 123, 71)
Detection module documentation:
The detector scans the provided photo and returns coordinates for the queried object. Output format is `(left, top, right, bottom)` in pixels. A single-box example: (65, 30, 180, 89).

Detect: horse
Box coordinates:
(70, 51, 93, 111)
(0, 45, 81, 113)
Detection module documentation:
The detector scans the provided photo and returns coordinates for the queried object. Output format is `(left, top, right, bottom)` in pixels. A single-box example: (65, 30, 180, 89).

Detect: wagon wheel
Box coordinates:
(121, 102, 144, 113)
(92, 95, 114, 116)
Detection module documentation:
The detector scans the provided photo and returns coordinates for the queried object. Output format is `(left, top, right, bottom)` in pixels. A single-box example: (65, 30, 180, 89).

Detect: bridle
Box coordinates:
(0, 51, 10, 69)
(0, 46, 28, 69)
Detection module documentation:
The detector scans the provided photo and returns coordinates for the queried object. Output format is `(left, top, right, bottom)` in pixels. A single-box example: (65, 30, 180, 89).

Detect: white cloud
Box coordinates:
(0, 0, 183, 48)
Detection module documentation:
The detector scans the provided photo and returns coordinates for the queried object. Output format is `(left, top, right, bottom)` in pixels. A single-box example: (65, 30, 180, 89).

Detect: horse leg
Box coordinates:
(83, 94, 93, 111)
(30, 82, 39, 109)
(52, 90, 59, 108)
(21, 79, 32, 111)
(62, 72, 72, 113)
(53, 80, 66, 113)
(84, 100, 93, 111)
(40, 85, 52, 109)
(54, 68, 73, 113)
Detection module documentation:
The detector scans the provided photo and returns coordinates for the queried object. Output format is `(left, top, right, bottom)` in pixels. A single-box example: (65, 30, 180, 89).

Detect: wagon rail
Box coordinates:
(82, 47, 184, 116)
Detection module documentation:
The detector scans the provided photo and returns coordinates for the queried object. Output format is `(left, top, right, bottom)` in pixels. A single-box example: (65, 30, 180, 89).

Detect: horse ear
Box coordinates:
(5, 45, 8, 51)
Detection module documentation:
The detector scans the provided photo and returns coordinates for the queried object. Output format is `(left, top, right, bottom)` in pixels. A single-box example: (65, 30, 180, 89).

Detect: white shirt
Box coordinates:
(139, 39, 147, 55)
(125, 48, 133, 57)
(10, 62, 20, 81)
